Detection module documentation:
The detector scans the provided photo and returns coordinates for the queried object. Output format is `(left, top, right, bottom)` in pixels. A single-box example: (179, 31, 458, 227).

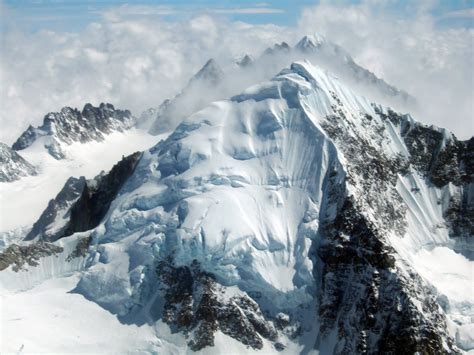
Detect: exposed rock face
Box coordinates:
(0, 242, 63, 271)
(374, 107, 474, 241)
(307, 88, 461, 353)
(0, 142, 37, 182)
(24, 176, 86, 241)
(188, 58, 224, 86)
(157, 260, 277, 351)
(66, 236, 92, 262)
(318, 195, 456, 353)
(262, 41, 291, 56)
(62, 152, 142, 238)
(12, 103, 135, 159)
(24, 152, 141, 242)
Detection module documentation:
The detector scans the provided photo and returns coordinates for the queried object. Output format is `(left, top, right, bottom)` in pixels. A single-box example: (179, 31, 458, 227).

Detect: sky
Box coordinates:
(2, 0, 474, 30)
(0, 0, 473, 142)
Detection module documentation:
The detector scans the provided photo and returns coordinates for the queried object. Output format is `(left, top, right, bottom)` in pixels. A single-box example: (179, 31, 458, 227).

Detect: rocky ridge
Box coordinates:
(12, 103, 135, 159)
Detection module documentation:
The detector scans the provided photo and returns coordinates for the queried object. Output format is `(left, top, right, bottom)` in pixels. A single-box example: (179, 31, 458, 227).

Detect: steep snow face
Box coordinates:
(2, 61, 471, 353)
(12, 103, 136, 160)
(0, 143, 37, 182)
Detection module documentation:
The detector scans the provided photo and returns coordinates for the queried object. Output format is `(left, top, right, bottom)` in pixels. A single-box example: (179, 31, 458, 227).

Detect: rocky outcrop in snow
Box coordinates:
(25, 152, 142, 242)
(24, 176, 87, 241)
(0, 242, 63, 272)
(0, 143, 37, 182)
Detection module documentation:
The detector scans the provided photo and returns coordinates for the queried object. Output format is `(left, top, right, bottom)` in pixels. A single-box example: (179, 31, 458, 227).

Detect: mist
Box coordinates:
(1, 1, 472, 143)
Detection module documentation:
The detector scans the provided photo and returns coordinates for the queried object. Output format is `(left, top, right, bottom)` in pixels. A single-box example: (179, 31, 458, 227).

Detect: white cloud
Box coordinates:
(102, 5, 177, 22)
(440, 8, 474, 20)
(0, 10, 290, 144)
(298, 0, 474, 139)
(0, 1, 472, 144)
(211, 8, 284, 15)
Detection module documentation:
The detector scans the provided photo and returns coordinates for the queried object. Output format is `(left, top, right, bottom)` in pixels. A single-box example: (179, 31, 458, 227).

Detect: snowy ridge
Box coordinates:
(1, 60, 472, 353)
(294, 34, 414, 104)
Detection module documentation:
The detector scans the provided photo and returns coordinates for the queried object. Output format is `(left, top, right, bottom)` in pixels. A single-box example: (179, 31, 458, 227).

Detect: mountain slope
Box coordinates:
(2, 60, 472, 353)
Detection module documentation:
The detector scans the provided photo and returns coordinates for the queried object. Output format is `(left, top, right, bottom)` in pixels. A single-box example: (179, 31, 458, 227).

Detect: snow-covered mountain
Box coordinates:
(0, 101, 162, 244)
(294, 34, 414, 105)
(1, 60, 472, 354)
(143, 34, 415, 137)
(12, 103, 136, 160)
(0, 143, 37, 182)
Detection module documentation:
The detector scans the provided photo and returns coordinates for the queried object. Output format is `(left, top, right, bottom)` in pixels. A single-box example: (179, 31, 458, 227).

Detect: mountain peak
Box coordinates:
(190, 58, 224, 85)
(236, 54, 254, 67)
(262, 41, 291, 56)
(11, 103, 135, 159)
(295, 33, 326, 51)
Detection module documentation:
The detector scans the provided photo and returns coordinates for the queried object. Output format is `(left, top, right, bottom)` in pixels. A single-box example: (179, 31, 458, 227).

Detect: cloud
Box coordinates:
(101, 4, 284, 22)
(0, 8, 290, 144)
(298, 0, 474, 139)
(102, 5, 178, 22)
(0, 1, 472, 144)
(211, 8, 284, 15)
(440, 8, 474, 20)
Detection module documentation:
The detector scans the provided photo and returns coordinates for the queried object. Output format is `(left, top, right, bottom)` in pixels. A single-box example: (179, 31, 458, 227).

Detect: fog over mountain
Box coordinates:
(0, 1, 473, 354)
(1, 1, 472, 143)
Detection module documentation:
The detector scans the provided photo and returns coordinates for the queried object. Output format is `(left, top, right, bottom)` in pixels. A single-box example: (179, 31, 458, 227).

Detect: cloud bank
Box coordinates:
(1, 1, 472, 143)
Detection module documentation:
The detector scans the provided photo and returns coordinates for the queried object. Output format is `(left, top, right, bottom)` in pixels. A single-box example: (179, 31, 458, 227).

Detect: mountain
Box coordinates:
(12, 103, 136, 159)
(236, 54, 254, 68)
(0, 114, 159, 238)
(145, 34, 415, 139)
(2, 60, 472, 353)
(147, 59, 225, 135)
(294, 34, 414, 104)
(0, 143, 37, 182)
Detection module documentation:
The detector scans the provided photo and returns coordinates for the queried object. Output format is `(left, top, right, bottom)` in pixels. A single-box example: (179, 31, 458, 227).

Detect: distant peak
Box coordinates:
(237, 54, 254, 68)
(295, 34, 326, 51)
(190, 58, 224, 85)
(262, 41, 291, 57)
